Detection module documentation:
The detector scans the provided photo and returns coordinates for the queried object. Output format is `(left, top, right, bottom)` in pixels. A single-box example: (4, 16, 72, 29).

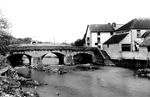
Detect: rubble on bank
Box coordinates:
(31, 63, 68, 74)
(74, 64, 101, 71)
(31, 63, 101, 75)
(0, 65, 40, 97)
(134, 68, 150, 79)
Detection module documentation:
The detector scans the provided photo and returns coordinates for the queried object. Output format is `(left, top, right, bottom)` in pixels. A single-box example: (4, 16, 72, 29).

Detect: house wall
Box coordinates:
(91, 32, 97, 47)
(104, 44, 149, 60)
(139, 47, 150, 59)
(129, 29, 148, 51)
(103, 43, 121, 59)
(103, 33, 131, 60)
(103, 33, 149, 60)
(85, 29, 112, 49)
(120, 33, 131, 44)
(101, 32, 111, 49)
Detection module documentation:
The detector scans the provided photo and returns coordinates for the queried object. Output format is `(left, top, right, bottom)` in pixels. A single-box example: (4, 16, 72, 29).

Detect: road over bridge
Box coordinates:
(8, 45, 104, 67)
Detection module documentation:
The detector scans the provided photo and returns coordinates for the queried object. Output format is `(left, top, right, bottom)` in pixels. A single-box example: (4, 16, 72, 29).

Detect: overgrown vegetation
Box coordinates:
(71, 39, 85, 46)
(0, 14, 34, 56)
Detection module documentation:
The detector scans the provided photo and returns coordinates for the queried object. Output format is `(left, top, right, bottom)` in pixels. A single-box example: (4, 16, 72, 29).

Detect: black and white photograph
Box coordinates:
(0, 0, 150, 97)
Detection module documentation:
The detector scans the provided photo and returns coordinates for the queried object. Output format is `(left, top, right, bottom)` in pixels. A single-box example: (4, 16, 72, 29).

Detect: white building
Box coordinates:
(83, 24, 115, 49)
(103, 18, 150, 60)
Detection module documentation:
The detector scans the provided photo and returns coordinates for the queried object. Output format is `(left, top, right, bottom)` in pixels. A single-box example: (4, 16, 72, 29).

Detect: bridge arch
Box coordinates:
(73, 53, 93, 64)
(41, 52, 65, 65)
(7, 54, 32, 67)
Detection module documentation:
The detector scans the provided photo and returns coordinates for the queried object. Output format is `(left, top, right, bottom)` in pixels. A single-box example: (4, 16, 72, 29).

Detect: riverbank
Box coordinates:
(0, 66, 41, 97)
(0, 55, 42, 97)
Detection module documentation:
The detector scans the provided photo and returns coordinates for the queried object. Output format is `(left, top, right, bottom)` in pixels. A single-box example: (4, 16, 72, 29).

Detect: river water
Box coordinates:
(16, 66, 150, 97)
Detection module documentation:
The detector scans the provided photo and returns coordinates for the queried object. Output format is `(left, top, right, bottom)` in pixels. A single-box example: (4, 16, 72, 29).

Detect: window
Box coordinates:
(107, 44, 109, 48)
(122, 44, 131, 51)
(110, 32, 113, 35)
(97, 37, 100, 43)
(95, 43, 98, 45)
(87, 37, 90, 42)
(147, 47, 150, 52)
(137, 30, 141, 38)
(87, 37, 90, 46)
(97, 32, 100, 36)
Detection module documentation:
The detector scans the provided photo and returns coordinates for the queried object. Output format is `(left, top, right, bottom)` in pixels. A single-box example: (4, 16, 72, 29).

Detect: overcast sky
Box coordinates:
(0, 0, 150, 43)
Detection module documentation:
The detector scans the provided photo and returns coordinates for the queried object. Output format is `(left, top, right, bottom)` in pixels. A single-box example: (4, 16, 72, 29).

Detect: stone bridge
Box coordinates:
(8, 45, 103, 67)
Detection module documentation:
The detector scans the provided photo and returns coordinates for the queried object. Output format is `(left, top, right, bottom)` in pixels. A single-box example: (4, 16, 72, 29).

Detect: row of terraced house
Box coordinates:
(83, 18, 150, 67)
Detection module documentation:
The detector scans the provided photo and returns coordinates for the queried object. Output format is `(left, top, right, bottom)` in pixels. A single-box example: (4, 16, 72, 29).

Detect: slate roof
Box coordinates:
(89, 24, 114, 32)
(103, 33, 128, 44)
(117, 18, 150, 31)
(141, 31, 150, 38)
(140, 37, 150, 47)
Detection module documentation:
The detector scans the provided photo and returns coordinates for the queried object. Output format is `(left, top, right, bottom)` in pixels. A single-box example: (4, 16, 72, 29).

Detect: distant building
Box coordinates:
(103, 18, 150, 60)
(83, 24, 115, 49)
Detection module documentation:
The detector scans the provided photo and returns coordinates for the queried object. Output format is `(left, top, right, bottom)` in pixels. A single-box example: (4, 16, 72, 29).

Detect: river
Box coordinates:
(16, 66, 150, 97)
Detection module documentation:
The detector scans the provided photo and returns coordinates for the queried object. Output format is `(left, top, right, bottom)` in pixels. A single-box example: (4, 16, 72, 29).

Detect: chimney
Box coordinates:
(112, 22, 116, 28)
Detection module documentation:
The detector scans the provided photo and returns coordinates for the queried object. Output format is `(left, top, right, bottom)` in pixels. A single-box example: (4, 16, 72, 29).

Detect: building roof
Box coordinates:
(82, 25, 89, 41)
(89, 24, 114, 32)
(117, 18, 150, 31)
(113, 24, 124, 30)
(141, 30, 150, 38)
(103, 33, 128, 44)
(140, 37, 150, 47)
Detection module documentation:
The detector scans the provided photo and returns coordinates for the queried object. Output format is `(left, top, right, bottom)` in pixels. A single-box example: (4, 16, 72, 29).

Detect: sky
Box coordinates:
(0, 0, 150, 43)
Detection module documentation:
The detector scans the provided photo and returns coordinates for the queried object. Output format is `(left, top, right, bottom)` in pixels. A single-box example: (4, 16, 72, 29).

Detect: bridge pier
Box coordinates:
(64, 55, 74, 65)
(32, 57, 42, 64)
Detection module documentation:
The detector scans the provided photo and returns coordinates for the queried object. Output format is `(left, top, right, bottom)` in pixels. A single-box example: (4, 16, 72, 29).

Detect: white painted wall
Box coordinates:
(101, 32, 111, 49)
(120, 33, 131, 44)
(128, 29, 148, 51)
(91, 32, 97, 47)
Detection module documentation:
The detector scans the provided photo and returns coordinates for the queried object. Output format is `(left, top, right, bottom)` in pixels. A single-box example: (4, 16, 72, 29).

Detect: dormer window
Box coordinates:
(137, 30, 141, 38)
